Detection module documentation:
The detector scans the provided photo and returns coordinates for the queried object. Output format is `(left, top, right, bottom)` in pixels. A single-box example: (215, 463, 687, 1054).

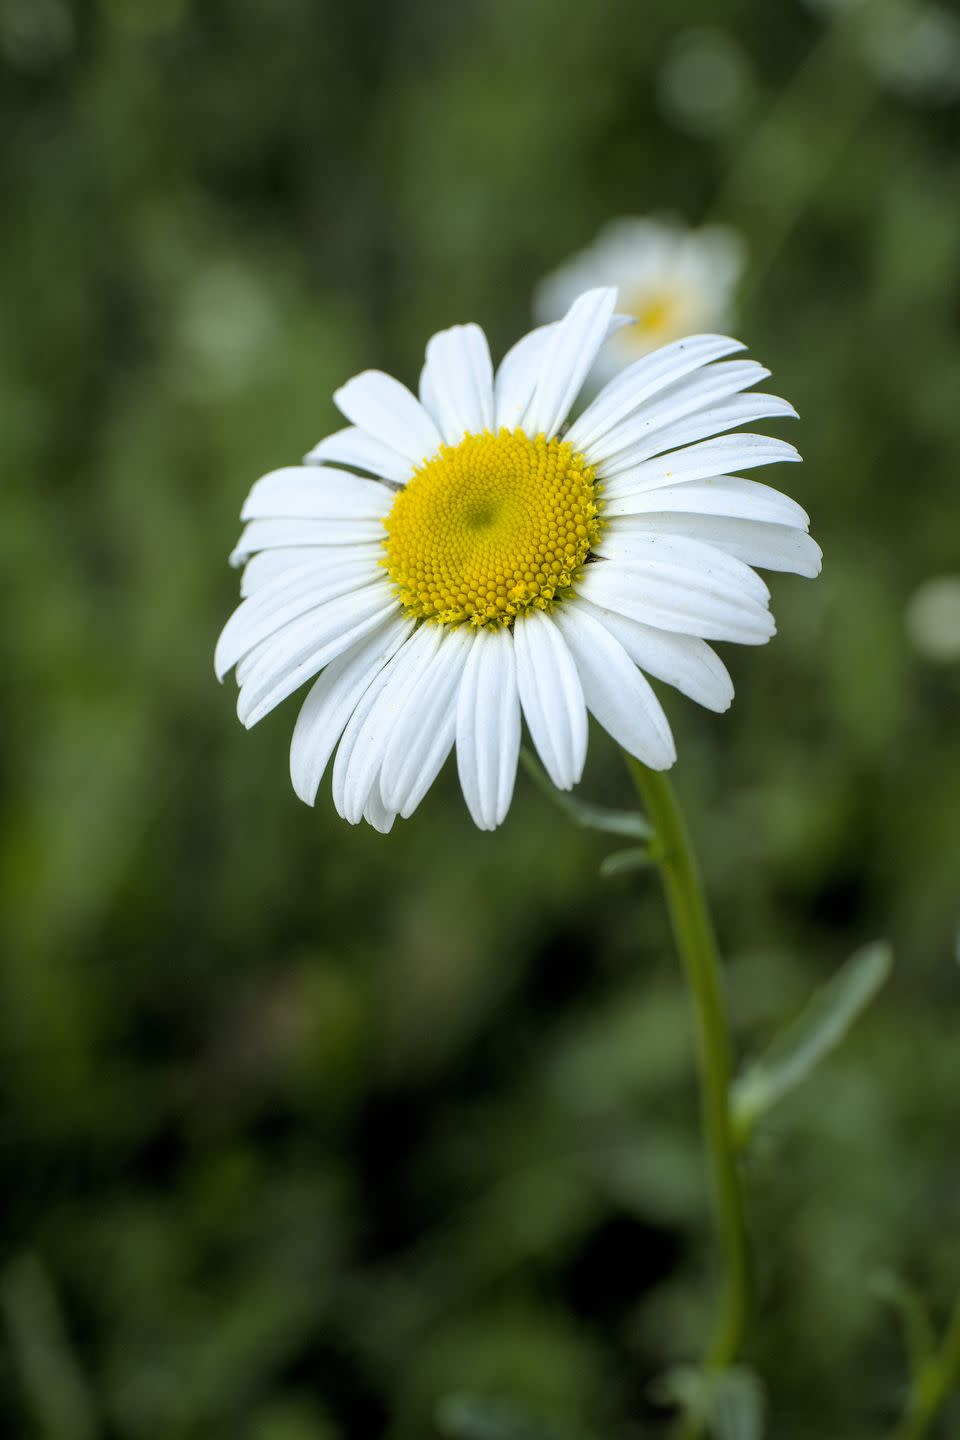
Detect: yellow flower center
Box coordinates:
(382, 428, 602, 627)
(626, 288, 684, 339)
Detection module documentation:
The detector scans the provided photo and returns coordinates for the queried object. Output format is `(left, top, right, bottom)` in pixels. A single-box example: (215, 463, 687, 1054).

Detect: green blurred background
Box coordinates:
(1, 0, 959, 1436)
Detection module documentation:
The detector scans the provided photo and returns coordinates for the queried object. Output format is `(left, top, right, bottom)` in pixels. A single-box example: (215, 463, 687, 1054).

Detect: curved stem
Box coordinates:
(889, 1293, 960, 1440)
(624, 758, 750, 1420)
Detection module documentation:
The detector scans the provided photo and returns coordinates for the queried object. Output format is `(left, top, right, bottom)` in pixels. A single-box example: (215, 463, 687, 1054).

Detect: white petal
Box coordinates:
(230, 518, 385, 563)
(457, 630, 521, 835)
(240, 549, 323, 597)
(241, 467, 394, 522)
(578, 598, 733, 713)
(216, 558, 382, 680)
(239, 544, 382, 597)
(380, 626, 473, 817)
(596, 393, 798, 475)
(567, 334, 746, 452)
(629, 515, 823, 577)
(236, 584, 398, 727)
(493, 313, 632, 432)
(524, 287, 618, 439)
(362, 783, 397, 834)
(584, 362, 775, 468)
(553, 605, 676, 769)
(593, 532, 770, 604)
(289, 614, 414, 804)
(418, 323, 494, 443)
(579, 554, 775, 646)
(513, 609, 588, 790)
(602, 433, 801, 493)
(605, 475, 809, 527)
(304, 426, 411, 484)
(331, 625, 443, 824)
(456, 627, 521, 831)
(493, 323, 557, 431)
(333, 370, 442, 466)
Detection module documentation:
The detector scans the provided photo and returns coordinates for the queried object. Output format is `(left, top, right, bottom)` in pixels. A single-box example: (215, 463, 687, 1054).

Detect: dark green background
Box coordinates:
(1, 0, 959, 1436)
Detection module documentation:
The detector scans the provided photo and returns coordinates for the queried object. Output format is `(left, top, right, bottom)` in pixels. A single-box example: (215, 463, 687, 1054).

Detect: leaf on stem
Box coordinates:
(731, 940, 893, 1140)
(653, 1365, 765, 1439)
(599, 846, 656, 878)
(520, 749, 654, 840)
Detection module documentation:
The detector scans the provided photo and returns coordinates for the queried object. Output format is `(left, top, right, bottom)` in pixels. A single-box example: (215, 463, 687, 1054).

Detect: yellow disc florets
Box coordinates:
(382, 428, 603, 627)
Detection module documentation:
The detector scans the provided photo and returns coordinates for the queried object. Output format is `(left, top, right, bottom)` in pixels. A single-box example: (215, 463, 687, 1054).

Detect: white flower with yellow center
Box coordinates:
(216, 287, 819, 832)
(536, 220, 744, 382)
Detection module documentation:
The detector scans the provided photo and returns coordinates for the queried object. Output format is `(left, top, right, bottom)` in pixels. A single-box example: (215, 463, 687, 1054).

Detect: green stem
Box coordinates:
(889, 1294, 960, 1440)
(624, 758, 750, 1430)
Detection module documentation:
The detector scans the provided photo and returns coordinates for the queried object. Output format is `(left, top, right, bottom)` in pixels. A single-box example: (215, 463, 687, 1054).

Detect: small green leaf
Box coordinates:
(599, 846, 656, 878)
(873, 1272, 937, 1380)
(652, 1367, 764, 1440)
(520, 749, 653, 840)
(711, 1369, 765, 1440)
(436, 1395, 579, 1440)
(731, 941, 893, 1139)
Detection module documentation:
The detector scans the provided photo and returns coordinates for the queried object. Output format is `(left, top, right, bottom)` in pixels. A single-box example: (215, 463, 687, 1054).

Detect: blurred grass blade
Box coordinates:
(732, 941, 893, 1138)
(0, 1254, 97, 1440)
(599, 846, 656, 877)
(437, 1395, 582, 1440)
(873, 1271, 937, 1379)
(520, 749, 653, 839)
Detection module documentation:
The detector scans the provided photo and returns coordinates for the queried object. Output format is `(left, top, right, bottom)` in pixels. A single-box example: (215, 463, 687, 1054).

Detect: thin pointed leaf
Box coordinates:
(732, 941, 893, 1137)
(873, 1272, 937, 1380)
(600, 846, 656, 878)
(520, 748, 654, 840)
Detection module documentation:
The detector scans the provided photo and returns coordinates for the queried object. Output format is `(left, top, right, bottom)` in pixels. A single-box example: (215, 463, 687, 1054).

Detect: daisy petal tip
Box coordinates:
(580, 284, 619, 307)
(648, 746, 677, 773)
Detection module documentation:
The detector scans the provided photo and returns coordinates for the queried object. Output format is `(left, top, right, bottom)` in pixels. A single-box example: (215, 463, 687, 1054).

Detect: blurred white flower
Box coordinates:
(905, 576, 960, 663)
(535, 220, 744, 386)
(217, 288, 818, 833)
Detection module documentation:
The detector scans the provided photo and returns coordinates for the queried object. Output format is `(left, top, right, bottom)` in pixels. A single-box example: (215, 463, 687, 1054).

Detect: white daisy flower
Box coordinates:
(216, 287, 820, 833)
(535, 219, 744, 383)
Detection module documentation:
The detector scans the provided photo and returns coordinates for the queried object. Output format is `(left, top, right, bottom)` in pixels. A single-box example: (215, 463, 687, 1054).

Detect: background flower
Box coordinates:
(535, 219, 744, 383)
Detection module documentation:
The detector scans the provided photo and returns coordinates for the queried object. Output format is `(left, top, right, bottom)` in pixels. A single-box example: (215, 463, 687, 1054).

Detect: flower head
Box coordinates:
(216, 288, 819, 832)
(535, 219, 744, 383)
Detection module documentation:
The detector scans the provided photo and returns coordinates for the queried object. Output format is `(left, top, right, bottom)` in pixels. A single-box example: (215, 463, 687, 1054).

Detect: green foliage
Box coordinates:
(656, 1366, 765, 1440)
(1, 1, 959, 1438)
(437, 1395, 583, 1440)
(731, 941, 893, 1140)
